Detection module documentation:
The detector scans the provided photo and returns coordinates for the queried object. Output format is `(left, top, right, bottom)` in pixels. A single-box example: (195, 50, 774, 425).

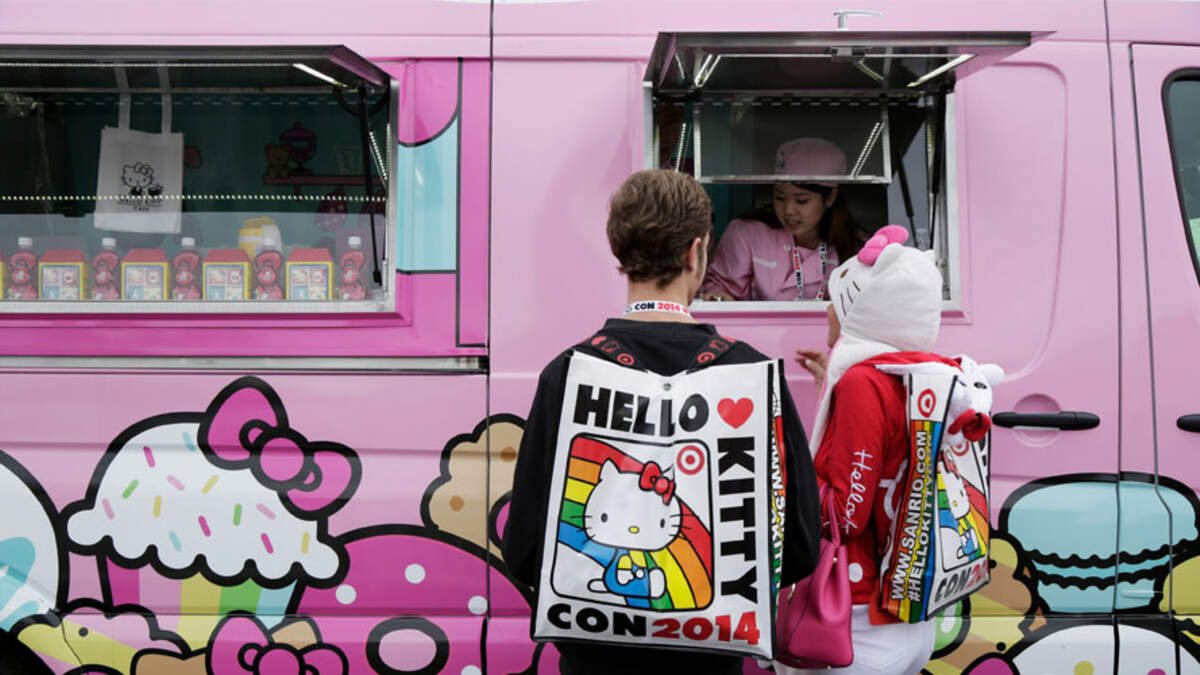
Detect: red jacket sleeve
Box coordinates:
(814, 369, 892, 539)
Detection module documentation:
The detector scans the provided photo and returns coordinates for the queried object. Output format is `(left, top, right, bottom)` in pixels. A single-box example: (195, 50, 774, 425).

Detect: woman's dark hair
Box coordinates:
(745, 183, 863, 262)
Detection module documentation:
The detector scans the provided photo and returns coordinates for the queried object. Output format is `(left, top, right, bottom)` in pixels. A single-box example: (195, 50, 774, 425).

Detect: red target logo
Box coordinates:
(917, 389, 937, 416)
(677, 445, 705, 475)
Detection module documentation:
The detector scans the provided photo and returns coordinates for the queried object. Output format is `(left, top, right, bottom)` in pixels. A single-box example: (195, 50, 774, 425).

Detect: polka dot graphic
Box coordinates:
(406, 563, 426, 584)
(848, 562, 863, 583)
(335, 584, 357, 605)
(295, 528, 541, 675)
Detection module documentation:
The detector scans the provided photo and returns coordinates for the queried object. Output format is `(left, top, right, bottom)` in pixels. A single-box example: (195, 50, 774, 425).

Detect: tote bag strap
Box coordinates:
(574, 330, 740, 372)
(157, 66, 172, 133)
(112, 66, 172, 132)
(114, 67, 131, 130)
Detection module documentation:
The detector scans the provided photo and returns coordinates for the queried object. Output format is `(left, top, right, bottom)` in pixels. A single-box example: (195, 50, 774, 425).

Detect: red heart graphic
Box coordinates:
(718, 398, 753, 429)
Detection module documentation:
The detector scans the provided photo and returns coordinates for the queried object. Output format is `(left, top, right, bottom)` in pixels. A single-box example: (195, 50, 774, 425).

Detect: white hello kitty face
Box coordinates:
(583, 460, 681, 552)
(956, 355, 1003, 416)
(122, 165, 153, 189)
(942, 462, 970, 519)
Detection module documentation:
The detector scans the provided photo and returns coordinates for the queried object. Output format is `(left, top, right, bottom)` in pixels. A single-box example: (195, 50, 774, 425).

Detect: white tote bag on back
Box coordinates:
(94, 67, 183, 233)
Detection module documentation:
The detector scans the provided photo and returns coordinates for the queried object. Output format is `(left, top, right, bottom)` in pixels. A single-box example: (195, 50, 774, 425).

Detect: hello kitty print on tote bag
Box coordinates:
(533, 337, 786, 659)
(874, 360, 1001, 623)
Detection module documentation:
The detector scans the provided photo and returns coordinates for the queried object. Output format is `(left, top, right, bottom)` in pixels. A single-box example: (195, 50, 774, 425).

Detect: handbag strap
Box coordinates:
(819, 486, 843, 547)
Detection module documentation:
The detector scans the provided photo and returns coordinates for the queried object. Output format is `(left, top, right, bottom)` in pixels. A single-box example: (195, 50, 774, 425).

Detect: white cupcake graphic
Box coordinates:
(63, 377, 361, 648)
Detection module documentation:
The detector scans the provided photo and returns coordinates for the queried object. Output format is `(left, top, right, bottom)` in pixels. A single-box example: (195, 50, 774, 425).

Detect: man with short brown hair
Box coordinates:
(503, 169, 820, 674)
(606, 169, 715, 287)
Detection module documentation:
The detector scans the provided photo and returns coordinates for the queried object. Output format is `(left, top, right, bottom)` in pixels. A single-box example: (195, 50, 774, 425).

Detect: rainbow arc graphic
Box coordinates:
(558, 436, 713, 610)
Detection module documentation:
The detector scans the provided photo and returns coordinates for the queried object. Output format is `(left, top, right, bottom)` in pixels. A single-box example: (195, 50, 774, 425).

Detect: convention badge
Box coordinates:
(533, 352, 778, 659)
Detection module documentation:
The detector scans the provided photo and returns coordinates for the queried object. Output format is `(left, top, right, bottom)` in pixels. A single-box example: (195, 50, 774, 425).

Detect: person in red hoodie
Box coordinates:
(783, 225, 950, 675)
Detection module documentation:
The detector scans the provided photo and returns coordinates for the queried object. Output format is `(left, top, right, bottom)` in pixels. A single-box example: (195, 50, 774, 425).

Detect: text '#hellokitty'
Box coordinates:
(533, 352, 784, 659)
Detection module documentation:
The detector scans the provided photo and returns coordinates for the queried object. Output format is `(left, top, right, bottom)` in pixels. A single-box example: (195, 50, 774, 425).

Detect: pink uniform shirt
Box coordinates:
(702, 218, 839, 301)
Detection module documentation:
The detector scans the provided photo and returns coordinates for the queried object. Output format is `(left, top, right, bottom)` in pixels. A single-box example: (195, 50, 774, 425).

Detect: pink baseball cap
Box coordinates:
(774, 137, 847, 187)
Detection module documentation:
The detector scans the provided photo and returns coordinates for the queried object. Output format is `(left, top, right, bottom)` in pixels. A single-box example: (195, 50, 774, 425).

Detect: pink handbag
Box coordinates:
(774, 492, 853, 668)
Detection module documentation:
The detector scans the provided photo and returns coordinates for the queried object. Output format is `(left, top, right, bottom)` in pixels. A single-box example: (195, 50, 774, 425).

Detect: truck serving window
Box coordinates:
(1165, 75, 1200, 282)
(644, 31, 1032, 311)
(0, 46, 393, 312)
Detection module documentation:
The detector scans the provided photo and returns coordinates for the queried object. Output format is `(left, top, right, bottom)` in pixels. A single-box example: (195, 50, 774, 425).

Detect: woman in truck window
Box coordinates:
(701, 137, 865, 301)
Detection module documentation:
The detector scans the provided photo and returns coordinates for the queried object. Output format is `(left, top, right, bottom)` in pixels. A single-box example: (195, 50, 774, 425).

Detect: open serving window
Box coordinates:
(0, 46, 394, 313)
(645, 32, 1033, 310)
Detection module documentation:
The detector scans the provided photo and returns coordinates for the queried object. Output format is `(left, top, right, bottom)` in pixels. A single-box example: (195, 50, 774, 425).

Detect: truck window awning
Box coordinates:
(0, 45, 389, 93)
(647, 31, 1038, 96)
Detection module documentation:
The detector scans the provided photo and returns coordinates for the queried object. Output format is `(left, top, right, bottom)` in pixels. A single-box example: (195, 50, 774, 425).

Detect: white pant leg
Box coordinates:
(775, 605, 936, 675)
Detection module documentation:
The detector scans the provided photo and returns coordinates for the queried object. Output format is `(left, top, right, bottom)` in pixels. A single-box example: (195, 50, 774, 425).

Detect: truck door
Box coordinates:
(1127, 43, 1200, 672)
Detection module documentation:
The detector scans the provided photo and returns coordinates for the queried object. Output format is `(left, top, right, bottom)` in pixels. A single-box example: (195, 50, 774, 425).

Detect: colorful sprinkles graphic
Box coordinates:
(556, 435, 713, 610)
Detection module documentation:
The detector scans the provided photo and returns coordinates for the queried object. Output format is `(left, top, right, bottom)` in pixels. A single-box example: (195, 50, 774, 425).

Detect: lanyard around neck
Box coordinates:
(792, 241, 828, 301)
(624, 299, 691, 317)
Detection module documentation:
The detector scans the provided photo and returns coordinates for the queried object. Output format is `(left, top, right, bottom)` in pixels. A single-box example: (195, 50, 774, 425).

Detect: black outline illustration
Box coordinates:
(61, 376, 362, 593)
(14, 597, 191, 670)
(203, 611, 349, 675)
(0, 448, 69, 623)
(366, 616, 449, 675)
(549, 432, 715, 612)
(288, 523, 538, 674)
(420, 413, 526, 545)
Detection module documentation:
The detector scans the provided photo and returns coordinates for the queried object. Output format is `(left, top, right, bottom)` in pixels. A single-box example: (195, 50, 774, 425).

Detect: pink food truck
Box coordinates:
(0, 0, 1198, 672)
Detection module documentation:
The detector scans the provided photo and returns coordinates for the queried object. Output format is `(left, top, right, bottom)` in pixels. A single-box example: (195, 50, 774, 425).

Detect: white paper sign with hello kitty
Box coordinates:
(534, 352, 785, 659)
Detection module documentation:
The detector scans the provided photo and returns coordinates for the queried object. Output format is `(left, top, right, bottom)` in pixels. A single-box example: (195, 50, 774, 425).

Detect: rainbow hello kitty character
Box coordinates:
(582, 460, 681, 604)
(937, 454, 987, 561)
(873, 354, 1001, 566)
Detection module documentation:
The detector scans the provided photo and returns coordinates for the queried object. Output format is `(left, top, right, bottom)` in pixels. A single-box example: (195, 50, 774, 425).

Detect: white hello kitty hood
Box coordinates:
(809, 225, 944, 452)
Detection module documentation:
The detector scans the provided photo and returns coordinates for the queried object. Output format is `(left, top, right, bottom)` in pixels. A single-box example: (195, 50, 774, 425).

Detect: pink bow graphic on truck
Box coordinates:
(209, 613, 347, 675)
(198, 378, 361, 518)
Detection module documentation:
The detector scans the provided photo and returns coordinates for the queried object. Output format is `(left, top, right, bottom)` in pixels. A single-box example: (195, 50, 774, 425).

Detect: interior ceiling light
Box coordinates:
(907, 53, 974, 89)
(293, 63, 346, 88)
